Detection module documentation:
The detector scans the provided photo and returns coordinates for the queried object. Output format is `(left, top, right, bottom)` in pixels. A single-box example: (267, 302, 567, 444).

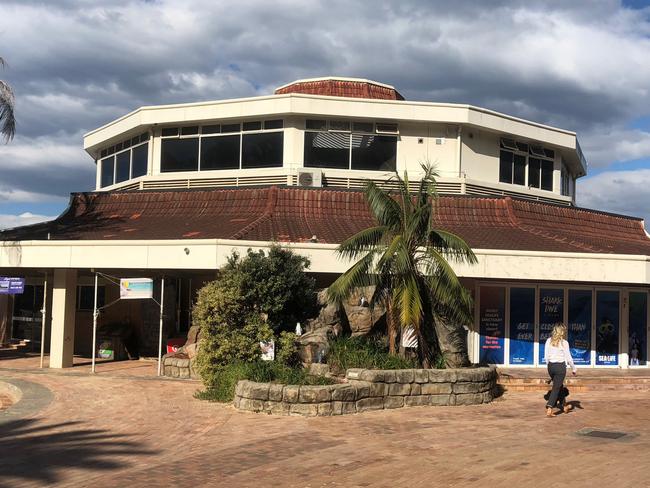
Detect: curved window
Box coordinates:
(100, 156, 115, 187)
(161, 138, 199, 172)
(304, 132, 350, 169)
(132, 144, 148, 178)
(115, 151, 131, 183)
(242, 132, 283, 168)
(351, 134, 396, 171)
(304, 120, 397, 171)
(200, 135, 240, 170)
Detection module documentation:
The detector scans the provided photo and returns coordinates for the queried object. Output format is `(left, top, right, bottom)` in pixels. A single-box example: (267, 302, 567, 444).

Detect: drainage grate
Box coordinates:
(577, 428, 628, 440)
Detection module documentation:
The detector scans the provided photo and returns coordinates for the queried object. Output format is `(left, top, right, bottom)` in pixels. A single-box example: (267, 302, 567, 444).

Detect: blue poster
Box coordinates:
(539, 288, 564, 364)
(629, 292, 647, 366)
(509, 287, 535, 365)
(568, 289, 592, 365)
(596, 291, 619, 366)
(479, 286, 505, 364)
(0, 277, 25, 295)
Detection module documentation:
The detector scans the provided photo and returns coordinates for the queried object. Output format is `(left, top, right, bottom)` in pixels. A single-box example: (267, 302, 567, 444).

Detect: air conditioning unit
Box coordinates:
(297, 169, 323, 187)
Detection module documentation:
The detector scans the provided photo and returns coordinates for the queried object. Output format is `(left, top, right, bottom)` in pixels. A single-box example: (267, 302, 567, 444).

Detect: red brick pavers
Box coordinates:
(2, 369, 650, 488)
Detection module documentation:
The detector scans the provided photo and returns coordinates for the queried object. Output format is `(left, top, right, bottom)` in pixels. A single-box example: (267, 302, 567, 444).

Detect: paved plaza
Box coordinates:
(1, 357, 650, 487)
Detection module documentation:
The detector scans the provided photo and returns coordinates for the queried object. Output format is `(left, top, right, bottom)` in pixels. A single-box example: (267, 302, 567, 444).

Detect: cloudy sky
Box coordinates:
(1, 0, 650, 228)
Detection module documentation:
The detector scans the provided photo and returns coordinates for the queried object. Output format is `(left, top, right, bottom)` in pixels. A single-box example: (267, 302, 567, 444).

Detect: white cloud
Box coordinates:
(577, 169, 650, 224)
(0, 212, 55, 230)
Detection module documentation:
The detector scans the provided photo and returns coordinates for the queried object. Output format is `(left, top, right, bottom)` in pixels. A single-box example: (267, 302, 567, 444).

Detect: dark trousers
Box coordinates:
(546, 362, 567, 408)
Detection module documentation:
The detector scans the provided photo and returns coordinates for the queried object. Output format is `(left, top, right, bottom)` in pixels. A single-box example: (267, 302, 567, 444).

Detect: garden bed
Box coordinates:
(233, 366, 497, 416)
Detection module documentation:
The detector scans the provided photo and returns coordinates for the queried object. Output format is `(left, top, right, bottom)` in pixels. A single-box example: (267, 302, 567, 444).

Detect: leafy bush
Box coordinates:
(193, 279, 273, 386)
(224, 246, 319, 333)
(194, 361, 335, 403)
(276, 331, 301, 367)
(326, 336, 419, 372)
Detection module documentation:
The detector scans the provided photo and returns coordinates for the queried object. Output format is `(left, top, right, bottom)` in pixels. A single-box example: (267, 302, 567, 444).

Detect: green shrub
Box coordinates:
(276, 331, 301, 367)
(194, 279, 273, 386)
(326, 336, 419, 372)
(224, 246, 319, 334)
(194, 361, 335, 403)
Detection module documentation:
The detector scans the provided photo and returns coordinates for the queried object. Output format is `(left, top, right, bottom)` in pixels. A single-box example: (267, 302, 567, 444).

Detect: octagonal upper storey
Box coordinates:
(83, 77, 587, 205)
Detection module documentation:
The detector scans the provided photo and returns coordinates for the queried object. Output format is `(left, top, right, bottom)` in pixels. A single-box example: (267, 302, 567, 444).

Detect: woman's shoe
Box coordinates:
(563, 404, 572, 414)
(546, 407, 554, 417)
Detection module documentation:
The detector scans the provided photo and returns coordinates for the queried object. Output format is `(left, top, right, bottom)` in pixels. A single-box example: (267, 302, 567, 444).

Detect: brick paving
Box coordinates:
(1, 364, 650, 487)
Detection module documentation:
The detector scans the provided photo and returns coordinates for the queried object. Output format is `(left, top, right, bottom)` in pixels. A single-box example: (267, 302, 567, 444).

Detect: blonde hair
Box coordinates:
(550, 324, 567, 347)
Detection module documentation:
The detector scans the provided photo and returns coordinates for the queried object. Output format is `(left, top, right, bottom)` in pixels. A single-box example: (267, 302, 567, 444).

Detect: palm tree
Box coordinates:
(327, 164, 477, 368)
(0, 57, 16, 142)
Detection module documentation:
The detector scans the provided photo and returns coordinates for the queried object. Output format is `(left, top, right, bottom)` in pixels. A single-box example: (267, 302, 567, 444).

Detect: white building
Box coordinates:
(1, 77, 648, 369)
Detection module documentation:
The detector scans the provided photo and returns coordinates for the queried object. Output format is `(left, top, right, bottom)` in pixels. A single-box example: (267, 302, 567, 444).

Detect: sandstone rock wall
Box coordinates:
(233, 367, 497, 416)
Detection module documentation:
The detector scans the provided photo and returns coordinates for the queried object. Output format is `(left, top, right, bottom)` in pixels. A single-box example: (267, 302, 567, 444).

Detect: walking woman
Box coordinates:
(544, 324, 577, 417)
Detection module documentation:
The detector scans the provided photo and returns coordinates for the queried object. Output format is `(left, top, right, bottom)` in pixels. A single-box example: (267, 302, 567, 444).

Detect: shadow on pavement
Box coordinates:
(0, 418, 157, 486)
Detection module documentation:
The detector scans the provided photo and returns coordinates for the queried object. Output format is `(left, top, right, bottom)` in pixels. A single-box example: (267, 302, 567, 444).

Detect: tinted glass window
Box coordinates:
(115, 151, 131, 183)
(304, 132, 350, 169)
(352, 122, 374, 133)
(264, 120, 283, 129)
(529, 157, 541, 188)
(306, 119, 326, 130)
(241, 132, 283, 168)
(243, 121, 262, 131)
(77, 286, 106, 311)
(181, 126, 199, 135)
(351, 134, 396, 171)
(221, 123, 240, 133)
(161, 128, 179, 137)
(200, 135, 240, 170)
(499, 151, 512, 184)
(541, 160, 554, 190)
(132, 143, 148, 178)
(330, 120, 351, 131)
(513, 153, 526, 185)
(202, 125, 220, 134)
(161, 138, 199, 172)
(101, 156, 115, 187)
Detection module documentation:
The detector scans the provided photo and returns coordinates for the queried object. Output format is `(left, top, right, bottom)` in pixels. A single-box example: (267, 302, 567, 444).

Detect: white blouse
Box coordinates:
(544, 338, 577, 373)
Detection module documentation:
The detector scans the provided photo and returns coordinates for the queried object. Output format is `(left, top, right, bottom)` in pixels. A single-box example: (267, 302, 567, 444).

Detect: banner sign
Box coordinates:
(119, 278, 154, 300)
(596, 291, 619, 366)
(509, 288, 535, 365)
(479, 286, 505, 364)
(538, 289, 564, 364)
(629, 292, 648, 366)
(0, 277, 25, 295)
(567, 290, 592, 365)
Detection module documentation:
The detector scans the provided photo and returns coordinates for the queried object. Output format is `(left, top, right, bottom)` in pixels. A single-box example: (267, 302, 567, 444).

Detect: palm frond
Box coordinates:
(427, 229, 478, 264)
(0, 79, 15, 142)
(327, 251, 378, 304)
(336, 225, 390, 261)
(364, 180, 401, 228)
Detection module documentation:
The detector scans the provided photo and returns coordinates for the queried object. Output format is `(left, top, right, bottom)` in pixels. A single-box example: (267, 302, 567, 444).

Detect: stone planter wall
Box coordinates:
(233, 367, 497, 416)
(162, 353, 197, 379)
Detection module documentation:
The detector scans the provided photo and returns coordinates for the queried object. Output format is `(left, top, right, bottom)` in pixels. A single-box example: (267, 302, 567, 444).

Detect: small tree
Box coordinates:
(194, 246, 318, 386)
(193, 278, 273, 386)
(224, 246, 319, 333)
(328, 164, 477, 368)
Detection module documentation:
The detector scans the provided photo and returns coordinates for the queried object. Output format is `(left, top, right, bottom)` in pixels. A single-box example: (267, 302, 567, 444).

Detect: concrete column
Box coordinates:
(50, 269, 77, 368)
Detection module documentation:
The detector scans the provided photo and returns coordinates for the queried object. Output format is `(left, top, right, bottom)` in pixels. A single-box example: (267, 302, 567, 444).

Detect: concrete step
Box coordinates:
(499, 374, 650, 392)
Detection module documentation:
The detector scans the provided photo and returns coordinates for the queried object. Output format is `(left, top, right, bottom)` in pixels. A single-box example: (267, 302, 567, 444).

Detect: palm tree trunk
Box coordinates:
(433, 318, 471, 368)
(386, 299, 397, 355)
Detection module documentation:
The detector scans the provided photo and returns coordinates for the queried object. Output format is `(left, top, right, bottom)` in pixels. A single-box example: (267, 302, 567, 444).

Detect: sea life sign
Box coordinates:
(120, 278, 154, 299)
(0, 277, 24, 295)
